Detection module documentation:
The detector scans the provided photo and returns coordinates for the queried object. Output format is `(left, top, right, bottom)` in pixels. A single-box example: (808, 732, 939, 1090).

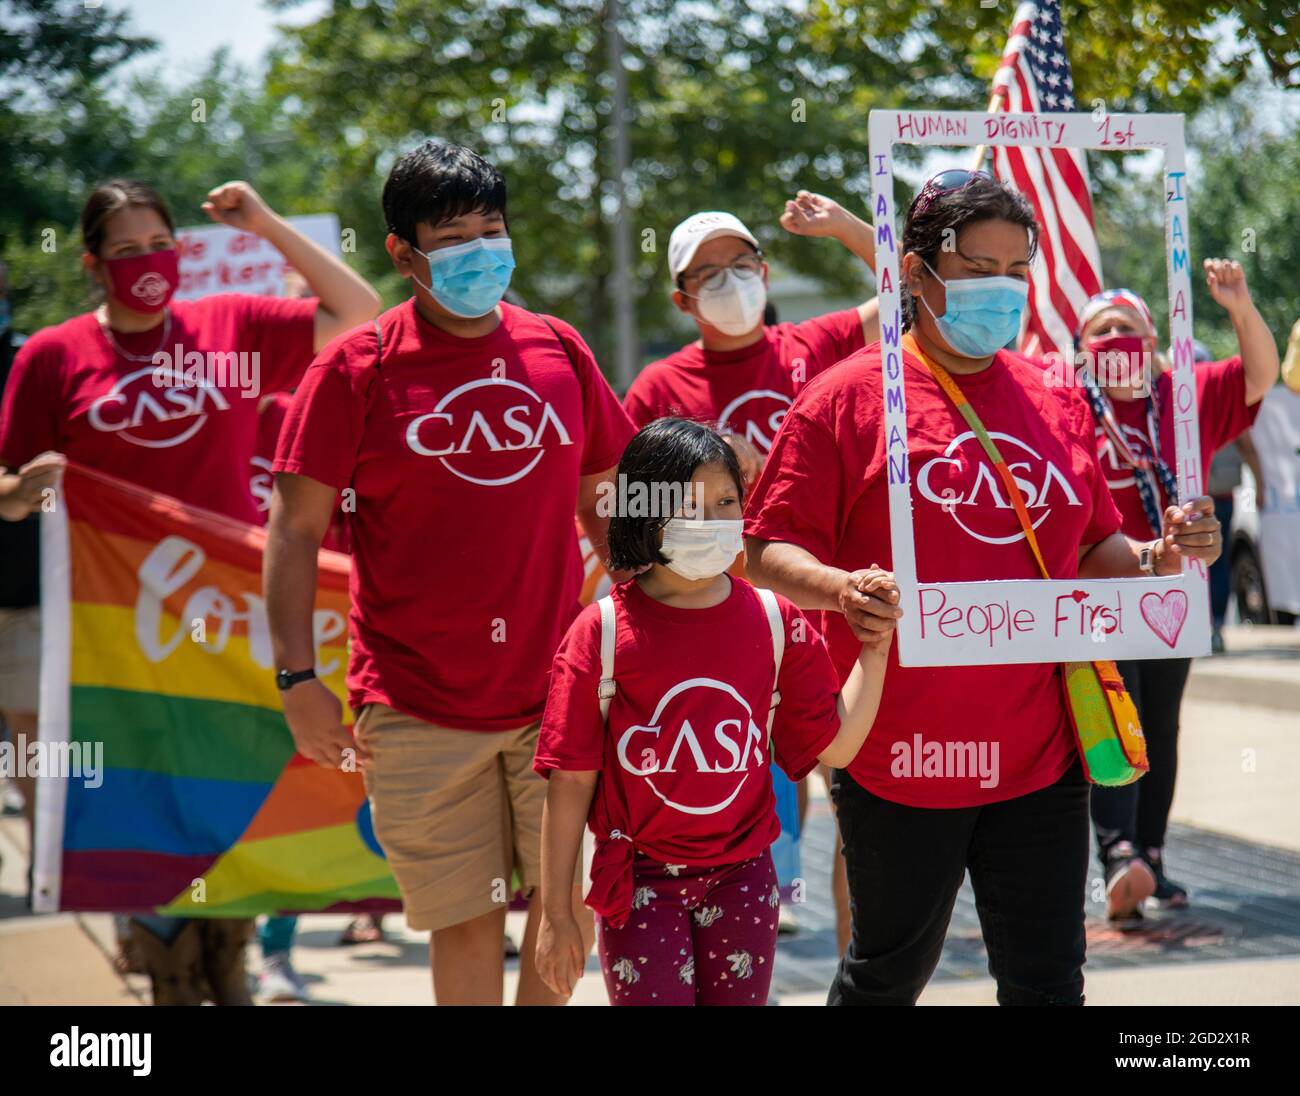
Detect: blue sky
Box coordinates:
(113, 0, 327, 79)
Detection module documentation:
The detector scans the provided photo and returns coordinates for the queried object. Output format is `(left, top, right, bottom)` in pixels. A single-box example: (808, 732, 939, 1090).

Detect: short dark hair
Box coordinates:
(901, 175, 1039, 329)
(81, 179, 175, 256)
(605, 418, 745, 572)
(382, 141, 507, 244)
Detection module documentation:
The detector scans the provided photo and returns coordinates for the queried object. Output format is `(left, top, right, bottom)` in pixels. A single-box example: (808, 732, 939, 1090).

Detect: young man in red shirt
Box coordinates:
(265, 143, 636, 1005)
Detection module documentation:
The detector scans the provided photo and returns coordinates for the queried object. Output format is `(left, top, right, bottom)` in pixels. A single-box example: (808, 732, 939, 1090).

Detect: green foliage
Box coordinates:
(820, 1, 1300, 111)
(1092, 85, 1299, 359)
(3, 0, 1298, 368)
(264, 0, 913, 364)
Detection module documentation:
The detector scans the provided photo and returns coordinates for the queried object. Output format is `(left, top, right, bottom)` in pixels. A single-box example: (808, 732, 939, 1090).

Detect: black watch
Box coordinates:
(276, 667, 316, 691)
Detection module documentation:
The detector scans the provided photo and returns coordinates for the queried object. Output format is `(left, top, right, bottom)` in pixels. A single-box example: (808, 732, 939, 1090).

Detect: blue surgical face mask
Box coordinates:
(918, 258, 1028, 358)
(410, 236, 515, 318)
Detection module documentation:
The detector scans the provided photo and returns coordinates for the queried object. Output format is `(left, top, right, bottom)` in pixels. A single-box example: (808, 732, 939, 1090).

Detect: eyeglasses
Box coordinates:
(679, 252, 764, 293)
(909, 169, 993, 218)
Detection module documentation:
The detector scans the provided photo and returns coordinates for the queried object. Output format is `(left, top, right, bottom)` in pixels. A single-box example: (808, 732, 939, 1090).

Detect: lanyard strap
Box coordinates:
(902, 333, 1051, 580)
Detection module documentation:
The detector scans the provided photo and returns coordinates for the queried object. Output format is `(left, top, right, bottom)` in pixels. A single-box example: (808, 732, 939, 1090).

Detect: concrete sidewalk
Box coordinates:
(2, 624, 1297, 1007)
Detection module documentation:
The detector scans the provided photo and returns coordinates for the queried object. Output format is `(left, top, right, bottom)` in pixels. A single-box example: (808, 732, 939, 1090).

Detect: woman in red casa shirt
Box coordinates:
(1074, 270, 1276, 920)
(744, 171, 1226, 1007)
(533, 419, 894, 1006)
(0, 177, 380, 1004)
(0, 178, 381, 525)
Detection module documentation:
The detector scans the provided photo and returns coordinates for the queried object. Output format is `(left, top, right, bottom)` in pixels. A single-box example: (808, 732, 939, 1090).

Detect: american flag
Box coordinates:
(989, 0, 1103, 359)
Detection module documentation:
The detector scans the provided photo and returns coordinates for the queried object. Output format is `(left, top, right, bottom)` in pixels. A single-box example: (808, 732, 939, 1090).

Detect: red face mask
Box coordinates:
(103, 249, 179, 314)
(1083, 333, 1147, 359)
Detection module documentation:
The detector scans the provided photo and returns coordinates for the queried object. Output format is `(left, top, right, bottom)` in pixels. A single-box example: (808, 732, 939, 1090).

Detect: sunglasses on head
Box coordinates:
(909, 169, 993, 218)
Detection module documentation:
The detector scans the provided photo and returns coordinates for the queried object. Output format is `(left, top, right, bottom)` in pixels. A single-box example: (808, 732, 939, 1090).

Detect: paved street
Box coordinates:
(3, 625, 1298, 1006)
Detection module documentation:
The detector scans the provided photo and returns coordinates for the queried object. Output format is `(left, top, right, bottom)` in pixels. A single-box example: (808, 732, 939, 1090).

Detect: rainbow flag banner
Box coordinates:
(32, 464, 400, 916)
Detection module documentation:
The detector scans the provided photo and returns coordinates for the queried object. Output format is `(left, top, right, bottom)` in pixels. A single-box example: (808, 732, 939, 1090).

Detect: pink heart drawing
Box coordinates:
(1140, 590, 1189, 648)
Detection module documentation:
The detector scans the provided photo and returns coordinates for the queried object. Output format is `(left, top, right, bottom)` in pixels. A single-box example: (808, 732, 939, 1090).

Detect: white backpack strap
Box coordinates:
(597, 595, 617, 722)
(755, 588, 784, 746)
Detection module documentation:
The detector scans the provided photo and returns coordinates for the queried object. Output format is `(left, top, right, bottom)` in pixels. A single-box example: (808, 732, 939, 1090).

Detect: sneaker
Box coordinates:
(1143, 847, 1190, 909)
(1104, 840, 1157, 923)
(259, 950, 308, 1003)
(776, 904, 800, 936)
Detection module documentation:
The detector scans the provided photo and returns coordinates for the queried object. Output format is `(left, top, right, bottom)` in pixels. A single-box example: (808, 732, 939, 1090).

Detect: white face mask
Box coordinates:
(660, 518, 744, 580)
(694, 271, 767, 336)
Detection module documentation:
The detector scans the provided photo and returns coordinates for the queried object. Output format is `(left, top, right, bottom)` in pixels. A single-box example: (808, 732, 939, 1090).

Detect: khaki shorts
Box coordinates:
(0, 606, 39, 715)
(356, 702, 572, 934)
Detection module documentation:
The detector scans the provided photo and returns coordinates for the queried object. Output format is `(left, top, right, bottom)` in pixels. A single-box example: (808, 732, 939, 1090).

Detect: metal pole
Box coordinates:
(606, 0, 637, 388)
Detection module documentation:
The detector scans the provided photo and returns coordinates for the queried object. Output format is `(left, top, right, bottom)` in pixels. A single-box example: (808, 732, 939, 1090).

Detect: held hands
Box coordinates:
(840, 564, 901, 649)
(779, 191, 852, 240)
(1155, 495, 1222, 573)
(280, 678, 368, 769)
(535, 910, 586, 998)
(1204, 258, 1252, 316)
(202, 181, 276, 236)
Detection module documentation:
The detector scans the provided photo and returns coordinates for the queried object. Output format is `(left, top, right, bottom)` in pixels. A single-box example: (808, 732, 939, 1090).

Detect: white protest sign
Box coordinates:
(174, 213, 341, 301)
(868, 108, 1210, 666)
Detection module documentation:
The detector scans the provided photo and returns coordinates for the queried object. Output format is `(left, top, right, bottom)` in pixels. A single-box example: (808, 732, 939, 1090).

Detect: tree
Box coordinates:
(819, 1, 1300, 114)
(0, 0, 156, 243)
(1092, 80, 1300, 361)
(3, 50, 339, 333)
(265, 0, 913, 367)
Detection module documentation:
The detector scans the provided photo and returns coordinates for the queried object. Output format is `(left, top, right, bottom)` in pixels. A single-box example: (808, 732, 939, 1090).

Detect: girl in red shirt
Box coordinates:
(533, 418, 894, 1005)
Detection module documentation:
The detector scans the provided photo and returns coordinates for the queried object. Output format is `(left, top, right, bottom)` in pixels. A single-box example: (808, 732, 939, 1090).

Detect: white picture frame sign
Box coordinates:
(867, 108, 1210, 666)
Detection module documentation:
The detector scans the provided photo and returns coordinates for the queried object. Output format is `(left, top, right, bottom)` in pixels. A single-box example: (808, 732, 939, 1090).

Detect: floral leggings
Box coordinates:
(596, 850, 779, 1006)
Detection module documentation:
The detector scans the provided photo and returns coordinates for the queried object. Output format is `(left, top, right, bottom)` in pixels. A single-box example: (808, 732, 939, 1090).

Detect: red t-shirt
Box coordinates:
(745, 345, 1122, 809)
(623, 309, 865, 451)
(273, 299, 636, 731)
(1093, 357, 1260, 539)
(0, 294, 317, 523)
(534, 577, 839, 924)
(252, 391, 349, 554)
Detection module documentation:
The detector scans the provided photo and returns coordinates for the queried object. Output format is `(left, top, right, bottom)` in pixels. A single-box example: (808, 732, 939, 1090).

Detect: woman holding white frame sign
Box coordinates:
(744, 171, 1223, 1006)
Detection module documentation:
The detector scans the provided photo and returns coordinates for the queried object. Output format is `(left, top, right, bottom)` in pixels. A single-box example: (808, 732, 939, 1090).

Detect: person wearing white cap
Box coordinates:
(625, 192, 878, 480)
(624, 192, 877, 950)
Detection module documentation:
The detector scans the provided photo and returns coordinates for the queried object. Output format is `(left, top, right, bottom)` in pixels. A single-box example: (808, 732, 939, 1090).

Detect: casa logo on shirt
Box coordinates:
(616, 678, 767, 815)
(915, 429, 1082, 545)
(1093, 423, 1151, 491)
(718, 389, 791, 454)
(131, 273, 171, 308)
(404, 378, 574, 485)
(88, 366, 231, 448)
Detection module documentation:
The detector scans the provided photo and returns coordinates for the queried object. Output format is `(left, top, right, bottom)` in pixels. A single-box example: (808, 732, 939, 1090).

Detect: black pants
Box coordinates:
(827, 760, 1090, 1006)
(1089, 657, 1191, 854)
